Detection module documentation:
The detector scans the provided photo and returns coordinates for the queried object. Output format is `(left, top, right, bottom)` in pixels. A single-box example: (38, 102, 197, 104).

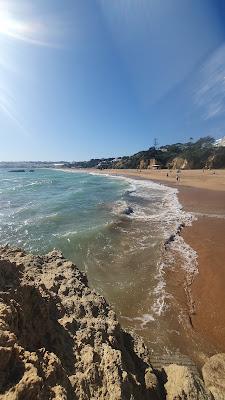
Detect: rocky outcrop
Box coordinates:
(0, 246, 162, 400)
(202, 354, 225, 400)
(163, 364, 212, 400)
(168, 157, 190, 170)
(0, 245, 222, 399)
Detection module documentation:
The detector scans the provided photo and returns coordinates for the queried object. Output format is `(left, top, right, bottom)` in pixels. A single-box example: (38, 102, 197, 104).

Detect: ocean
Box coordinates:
(0, 167, 197, 354)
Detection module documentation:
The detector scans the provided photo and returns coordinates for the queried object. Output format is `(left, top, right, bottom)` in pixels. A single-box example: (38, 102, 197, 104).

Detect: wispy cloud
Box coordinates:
(0, 86, 30, 137)
(194, 44, 225, 120)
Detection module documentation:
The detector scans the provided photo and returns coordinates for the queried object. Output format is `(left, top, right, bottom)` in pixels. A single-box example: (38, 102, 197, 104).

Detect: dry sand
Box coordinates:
(106, 168, 225, 191)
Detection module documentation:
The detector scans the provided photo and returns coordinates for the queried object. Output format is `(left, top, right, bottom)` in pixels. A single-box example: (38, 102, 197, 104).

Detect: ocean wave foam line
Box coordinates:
(92, 173, 198, 318)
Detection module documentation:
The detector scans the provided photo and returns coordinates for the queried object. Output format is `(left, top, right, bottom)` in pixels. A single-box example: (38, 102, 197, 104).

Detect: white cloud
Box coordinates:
(194, 44, 225, 120)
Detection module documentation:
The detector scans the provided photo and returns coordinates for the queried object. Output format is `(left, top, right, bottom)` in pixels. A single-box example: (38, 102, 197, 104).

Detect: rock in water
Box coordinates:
(163, 364, 212, 400)
(123, 206, 134, 215)
(0, 245, 161, 400)
(202, 353, 225, 400)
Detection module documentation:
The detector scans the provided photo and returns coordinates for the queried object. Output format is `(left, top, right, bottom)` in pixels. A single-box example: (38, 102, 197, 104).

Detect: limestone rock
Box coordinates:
(202, 353, 225, 400)
(0, 245, 161, 400)
(168, 157, 190, 170)
(163, 364, 212, 400)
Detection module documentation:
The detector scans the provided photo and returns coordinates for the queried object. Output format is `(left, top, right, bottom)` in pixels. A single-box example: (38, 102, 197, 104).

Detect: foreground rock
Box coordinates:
(0, 246, 162, 399)
(202, 354, 225, 400)
(163, 364, 212, 400)
(0, 246, 220, 399)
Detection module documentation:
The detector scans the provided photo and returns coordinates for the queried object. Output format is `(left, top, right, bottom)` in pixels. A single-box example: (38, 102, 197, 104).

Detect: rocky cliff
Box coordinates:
(0, 246, 224, 399)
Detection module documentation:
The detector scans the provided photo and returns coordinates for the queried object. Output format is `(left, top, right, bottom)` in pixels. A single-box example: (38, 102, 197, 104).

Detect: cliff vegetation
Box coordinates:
(69, 136, 225, 170)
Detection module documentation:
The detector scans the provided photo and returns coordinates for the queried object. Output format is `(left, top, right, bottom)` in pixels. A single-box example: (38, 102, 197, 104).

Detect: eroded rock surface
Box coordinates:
(202, 353, 225, 400)
(163, 364, 212, 400)
(0, 246, 162, 400)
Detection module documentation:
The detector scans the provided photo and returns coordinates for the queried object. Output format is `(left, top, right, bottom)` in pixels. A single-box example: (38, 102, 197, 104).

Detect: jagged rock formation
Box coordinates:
(0, 246, 162, 399)
(0, 246, 223, 399)
(163, 365, 212, 400)
(202, 354, 225, 400)
(168, 157, 190, 170)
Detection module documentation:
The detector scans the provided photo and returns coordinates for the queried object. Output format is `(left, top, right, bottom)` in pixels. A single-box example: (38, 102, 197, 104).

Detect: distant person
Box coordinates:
(166, 172, 169, 177)
(176, 174, 180, 183)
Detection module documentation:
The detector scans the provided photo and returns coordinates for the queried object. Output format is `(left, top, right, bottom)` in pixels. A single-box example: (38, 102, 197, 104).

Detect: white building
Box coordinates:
(215, 136, 225, 147)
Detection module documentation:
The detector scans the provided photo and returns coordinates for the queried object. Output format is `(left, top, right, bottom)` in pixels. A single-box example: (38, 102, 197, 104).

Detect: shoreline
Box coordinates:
(57, 167, 225, 363)
(97, 169, 225, 360)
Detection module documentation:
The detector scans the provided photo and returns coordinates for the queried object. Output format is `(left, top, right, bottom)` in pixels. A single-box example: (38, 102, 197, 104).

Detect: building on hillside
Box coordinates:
(148, 158, 161, 169)
(139, 158, 161, 170)
(215, 136, 225, 147)
(53, 163, 69, 168)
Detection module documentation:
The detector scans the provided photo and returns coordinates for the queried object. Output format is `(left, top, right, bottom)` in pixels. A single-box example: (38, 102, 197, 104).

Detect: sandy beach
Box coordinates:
(84, 168, 225, 359)
(59, 167, 225, 363)
(94, 168, 225, 192)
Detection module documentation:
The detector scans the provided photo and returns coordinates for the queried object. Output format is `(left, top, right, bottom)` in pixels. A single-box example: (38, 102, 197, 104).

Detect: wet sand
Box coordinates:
(179, 185, 225, 354)
(89, 168, 225, 358)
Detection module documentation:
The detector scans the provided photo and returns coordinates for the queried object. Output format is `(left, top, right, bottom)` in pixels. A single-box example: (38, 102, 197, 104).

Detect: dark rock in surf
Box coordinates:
(8, 169, 25, 173)
(123, 206, 134, 215)
(164, 234, 176, 248)
(164, 223, 185, 249)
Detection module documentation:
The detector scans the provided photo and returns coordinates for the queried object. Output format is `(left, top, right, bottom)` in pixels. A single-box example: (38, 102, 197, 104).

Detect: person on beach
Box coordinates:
(176, 173, 180, 183)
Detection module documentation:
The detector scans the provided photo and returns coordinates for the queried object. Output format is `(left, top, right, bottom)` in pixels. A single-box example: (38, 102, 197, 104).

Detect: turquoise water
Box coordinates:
(0, 168, 131, 256)
(0, 167, 194, 352)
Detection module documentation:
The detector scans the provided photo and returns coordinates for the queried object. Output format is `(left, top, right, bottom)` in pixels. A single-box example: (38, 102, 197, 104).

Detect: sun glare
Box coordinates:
(0, 8, 42, 45)
(0, 1, 62, 135)
(0, 3, 36, 136)
(0, 4, 27, 39)
(0, 14, 27, 38)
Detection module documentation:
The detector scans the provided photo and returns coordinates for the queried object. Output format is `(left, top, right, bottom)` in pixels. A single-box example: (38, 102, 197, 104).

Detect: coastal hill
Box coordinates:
(0, 245, 224, 399)
(69, 136, 225, 170)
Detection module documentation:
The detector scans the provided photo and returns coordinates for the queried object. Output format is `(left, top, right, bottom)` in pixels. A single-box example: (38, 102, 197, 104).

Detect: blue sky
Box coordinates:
(1, 0, 225, 161)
